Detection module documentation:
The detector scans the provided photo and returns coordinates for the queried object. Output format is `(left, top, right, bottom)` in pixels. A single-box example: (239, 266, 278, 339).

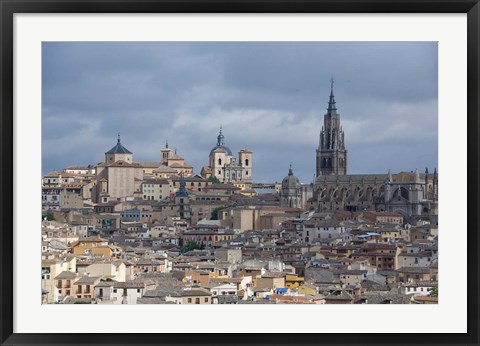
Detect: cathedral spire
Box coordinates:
(316, 79, 347, 177)
(117, 132, 121, 144)
(327, 77, 337, 115)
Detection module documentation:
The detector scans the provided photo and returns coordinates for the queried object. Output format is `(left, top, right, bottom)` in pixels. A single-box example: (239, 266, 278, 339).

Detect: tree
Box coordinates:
(185, 241, 205, 252)
(42, 212, 55, 221)
(208, 176, 221, 184)
(428, 286, 438, 297)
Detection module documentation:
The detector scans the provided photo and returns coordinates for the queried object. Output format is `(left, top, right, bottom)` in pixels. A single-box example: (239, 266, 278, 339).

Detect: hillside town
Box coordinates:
(41, 85, 438, 305)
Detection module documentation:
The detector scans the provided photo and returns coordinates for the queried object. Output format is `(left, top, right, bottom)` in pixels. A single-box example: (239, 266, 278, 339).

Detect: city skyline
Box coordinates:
(42, 42, 438, 182)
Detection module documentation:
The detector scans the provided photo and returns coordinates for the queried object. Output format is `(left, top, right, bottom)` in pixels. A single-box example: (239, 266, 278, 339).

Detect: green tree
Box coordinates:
(208, 176, 221, 184)
(428, 286, 438, 297)
(185, 241, 205, 252)
(43, 212, 55, 221)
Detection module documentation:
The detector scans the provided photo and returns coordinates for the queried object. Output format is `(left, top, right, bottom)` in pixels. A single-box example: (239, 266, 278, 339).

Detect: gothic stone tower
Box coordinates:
(316, 79, 347, 177)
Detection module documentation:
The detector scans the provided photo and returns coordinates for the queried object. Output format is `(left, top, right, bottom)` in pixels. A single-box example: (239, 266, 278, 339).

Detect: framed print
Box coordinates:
(1, 1, 479, 345)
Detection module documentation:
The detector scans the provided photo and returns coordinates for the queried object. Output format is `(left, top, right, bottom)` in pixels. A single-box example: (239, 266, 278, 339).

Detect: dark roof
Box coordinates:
(180, 289, 211, 297)
(54, 271, 78, 280)
(105, 137, 132, 154)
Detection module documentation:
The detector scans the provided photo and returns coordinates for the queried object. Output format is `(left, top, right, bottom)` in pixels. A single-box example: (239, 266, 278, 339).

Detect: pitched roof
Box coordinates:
(54, 271, 78, 280)
(106, 138, 132, 154)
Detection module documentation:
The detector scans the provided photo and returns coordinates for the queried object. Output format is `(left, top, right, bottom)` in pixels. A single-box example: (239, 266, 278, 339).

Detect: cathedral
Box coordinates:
(282, 80, 438, 220)
(201, 127, 253, 184)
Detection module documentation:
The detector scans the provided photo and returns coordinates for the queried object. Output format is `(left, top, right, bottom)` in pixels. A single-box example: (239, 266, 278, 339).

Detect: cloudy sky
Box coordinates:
(42, 42, 438, 183)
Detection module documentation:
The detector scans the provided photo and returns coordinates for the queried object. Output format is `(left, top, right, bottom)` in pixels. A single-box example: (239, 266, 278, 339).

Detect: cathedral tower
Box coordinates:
(316, 79, 347, 177)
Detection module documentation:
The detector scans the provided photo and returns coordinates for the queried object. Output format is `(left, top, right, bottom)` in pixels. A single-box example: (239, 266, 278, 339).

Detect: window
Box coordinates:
(205, 298, 209, 302)
(245, 159, 249, 166)
(188, 298, 192, 303)
(195, 298, 200, 304)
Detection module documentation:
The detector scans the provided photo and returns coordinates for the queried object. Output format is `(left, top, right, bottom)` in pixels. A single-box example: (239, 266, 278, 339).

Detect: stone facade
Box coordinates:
(93, 135, 143, 203)
(312, 82, 438, 220)
(204, 127, 253, 184)
(316, 79, 347, 177)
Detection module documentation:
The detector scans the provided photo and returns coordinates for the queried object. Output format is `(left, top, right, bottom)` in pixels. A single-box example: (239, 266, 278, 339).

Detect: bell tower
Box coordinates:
(316, 79, 347, 177)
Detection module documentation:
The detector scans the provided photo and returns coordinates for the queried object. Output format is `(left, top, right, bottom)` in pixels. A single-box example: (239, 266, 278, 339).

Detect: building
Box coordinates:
(93, 135, 143, 203)
(316, 79, 347, 177)
(312, 82, 438, 220)
(279, 165, 313, 209)
(159, 142, 194, 176)
(202, 126, 253, 184)
(141, 178, 173, 201)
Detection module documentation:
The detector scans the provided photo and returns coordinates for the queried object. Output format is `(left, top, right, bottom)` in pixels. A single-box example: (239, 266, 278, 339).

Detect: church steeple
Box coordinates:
(316, 79, 347, 177)
(327, 78, 337, 115)
(217, 125, 225, 146)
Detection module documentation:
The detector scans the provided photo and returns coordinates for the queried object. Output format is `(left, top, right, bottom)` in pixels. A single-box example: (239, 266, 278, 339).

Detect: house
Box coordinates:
(70, 236, 110, 256)
(339, 270, 368, 285)
(73, 275, 102, 299)
(42, 256, 77, 303)
(396, 267, 432, 283)
(135, 258, 168, 274)
(166, 288, 212, 304)
(255, 272, 285, 290)
(401, 281, 438, 296)
(54, 271, 79, 299)
(210, 283, 237, 297)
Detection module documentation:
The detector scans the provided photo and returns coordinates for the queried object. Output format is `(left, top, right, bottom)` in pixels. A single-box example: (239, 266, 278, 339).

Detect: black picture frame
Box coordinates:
(1, 1, 479, 345)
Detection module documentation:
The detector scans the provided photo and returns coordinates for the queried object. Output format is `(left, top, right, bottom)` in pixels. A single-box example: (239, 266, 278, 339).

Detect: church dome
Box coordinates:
(210, 126, 233, 156)
(106, 134, 132, 154)
(282, 165, 300, 188)
(210, 145, 232, 156)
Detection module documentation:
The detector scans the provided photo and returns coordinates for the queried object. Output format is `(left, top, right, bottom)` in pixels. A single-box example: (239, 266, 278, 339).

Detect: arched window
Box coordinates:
(218, 158, 222, 165)
(245, 159, 249, 166)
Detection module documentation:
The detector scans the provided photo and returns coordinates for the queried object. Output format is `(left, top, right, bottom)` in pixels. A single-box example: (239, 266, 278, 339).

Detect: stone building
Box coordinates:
(316, 79, 347, 177)
(312, 81, 438, 219)
(159, 142, 194, 176)
(93, 135, 143, 203)
(201, 126, 253, 184)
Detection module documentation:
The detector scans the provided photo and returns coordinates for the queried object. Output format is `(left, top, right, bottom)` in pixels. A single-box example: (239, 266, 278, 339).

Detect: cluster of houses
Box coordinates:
(42, 196, 438, 304)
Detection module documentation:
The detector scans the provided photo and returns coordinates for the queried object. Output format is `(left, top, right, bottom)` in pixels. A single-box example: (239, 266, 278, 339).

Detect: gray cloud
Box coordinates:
(42, 42, 438, 183)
